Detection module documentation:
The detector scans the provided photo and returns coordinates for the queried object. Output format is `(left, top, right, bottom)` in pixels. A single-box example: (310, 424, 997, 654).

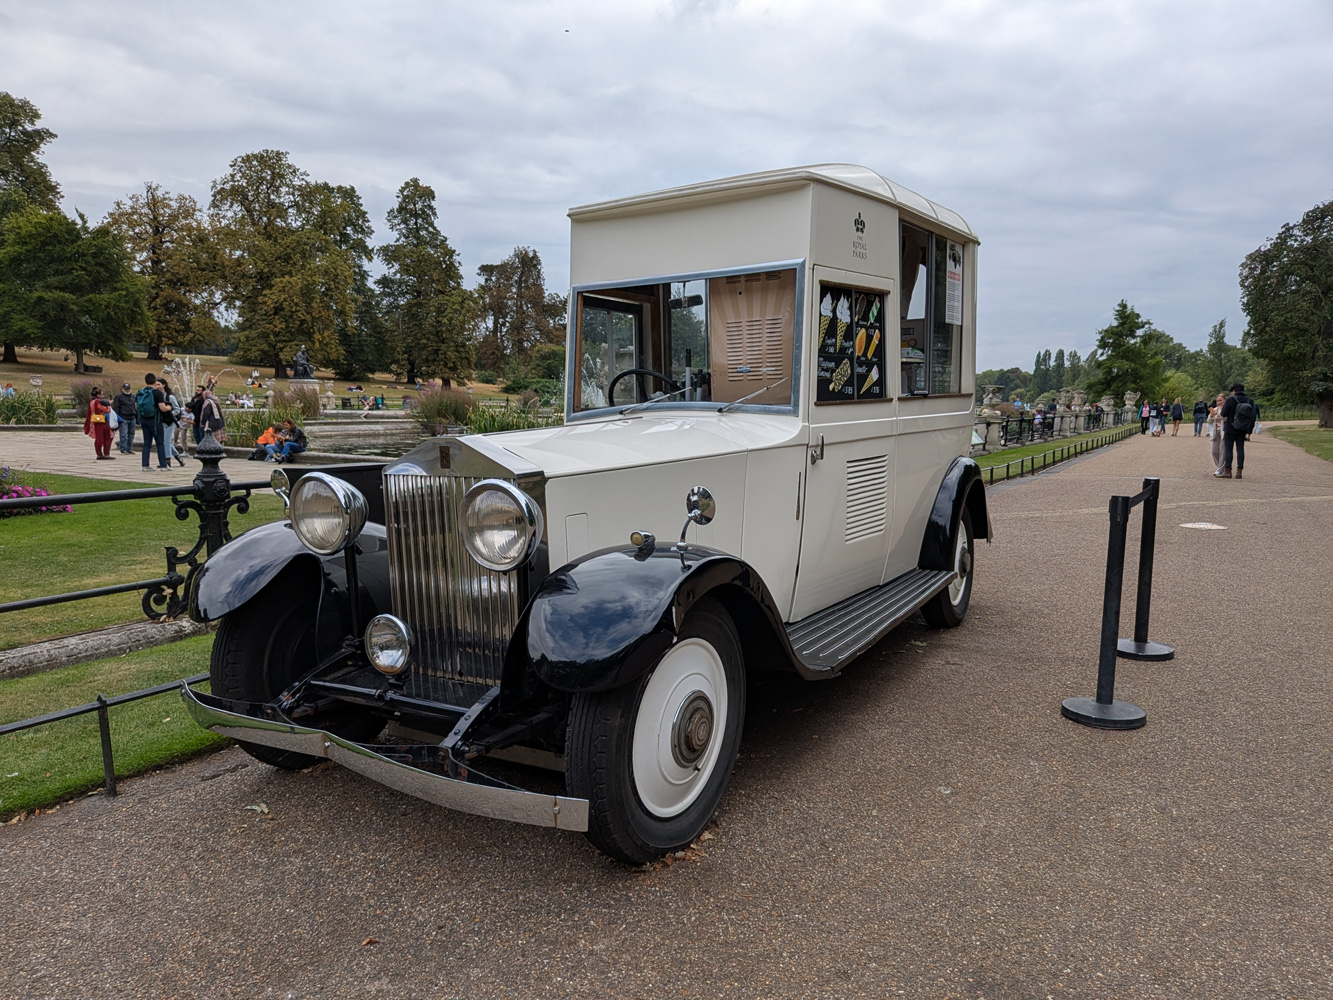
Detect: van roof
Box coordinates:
(568, 163, 977, 242)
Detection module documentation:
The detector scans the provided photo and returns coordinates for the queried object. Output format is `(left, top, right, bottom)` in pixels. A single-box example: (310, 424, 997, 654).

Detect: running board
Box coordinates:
(785, 569, 956, 672)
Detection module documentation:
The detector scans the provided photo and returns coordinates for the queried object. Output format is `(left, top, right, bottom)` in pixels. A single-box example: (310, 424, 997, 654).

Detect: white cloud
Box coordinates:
(4, 0, 1331, 368)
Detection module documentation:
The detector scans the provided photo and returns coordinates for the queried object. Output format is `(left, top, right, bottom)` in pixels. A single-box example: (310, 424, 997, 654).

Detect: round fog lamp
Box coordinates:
(289, 472, 368, 556)
(364, 615, 413, 676)
(460, 479, 543, 572)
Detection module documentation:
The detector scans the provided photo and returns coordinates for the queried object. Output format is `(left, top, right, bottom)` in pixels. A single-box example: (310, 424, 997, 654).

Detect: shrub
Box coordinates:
(411, 388, 475, 435)
(467, 403, 562, 434)
(529, 344, 566, 380)
(222, 402, 309, 448)
(0, 392, 59, 425)
(68, 380, 97, 417)
(0, 467, 73, 517)
(271, 386, 322, 420)
(473, 369, 498, 385)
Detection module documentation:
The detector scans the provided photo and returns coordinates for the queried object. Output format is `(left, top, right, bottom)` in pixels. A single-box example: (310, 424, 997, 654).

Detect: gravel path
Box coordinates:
(2, 429, 1330, 999)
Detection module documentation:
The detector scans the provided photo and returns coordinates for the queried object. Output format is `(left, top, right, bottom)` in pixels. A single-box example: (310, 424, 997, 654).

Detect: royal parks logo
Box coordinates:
(852, 212, 868, 260)
(854, 212, 866, 234)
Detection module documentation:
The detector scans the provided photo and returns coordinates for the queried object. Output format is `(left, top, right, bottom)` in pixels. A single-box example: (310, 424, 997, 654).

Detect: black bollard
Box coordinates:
(96, 694, 118, 796)
(1062, 494, 1147, 729)
(1118, 477, 1176, 661)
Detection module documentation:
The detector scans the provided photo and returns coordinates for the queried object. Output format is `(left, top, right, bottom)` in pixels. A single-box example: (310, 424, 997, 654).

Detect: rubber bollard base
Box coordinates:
(1117, 639, 1175, 661)
(1061, 697, 1147, 730)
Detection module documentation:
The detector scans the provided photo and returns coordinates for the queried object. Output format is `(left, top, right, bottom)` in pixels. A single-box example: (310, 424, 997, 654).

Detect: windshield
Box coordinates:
(571, 266, 799, 414)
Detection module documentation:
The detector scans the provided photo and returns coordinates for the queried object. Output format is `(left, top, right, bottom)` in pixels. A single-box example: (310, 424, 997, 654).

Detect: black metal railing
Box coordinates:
(981, 424, 1139, 486)
(0, 675, 210, 798)
(0, 435, 267, 621)
(995, 407, 1126, 448)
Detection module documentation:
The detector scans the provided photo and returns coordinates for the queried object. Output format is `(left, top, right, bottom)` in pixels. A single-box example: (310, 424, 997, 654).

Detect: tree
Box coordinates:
(1051, 348, 1066, 390)
(1030, 349, 1051, 398)
(1239, 199, 1333, 426)
(106, 182, 220, 359)
(1067, 349, 1083, 386)
(210, 150, 369, 377)
(1189, 319, 1251, 397)
(475, 246, 565, 369)
(1088, 300, 1163, 404)
(0, 206, 146, 371)
(1, 92, 62, 363)
(375, 177, 473, 383)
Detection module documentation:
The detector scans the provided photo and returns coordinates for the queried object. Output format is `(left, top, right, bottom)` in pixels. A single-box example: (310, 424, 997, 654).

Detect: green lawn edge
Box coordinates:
(1267, 425, 1333, 464)
(974, 426, 1133, 480)
(0, 634, 226, 818)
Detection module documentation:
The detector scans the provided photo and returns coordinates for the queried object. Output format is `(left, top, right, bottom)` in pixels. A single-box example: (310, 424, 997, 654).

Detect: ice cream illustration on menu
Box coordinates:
(819, 292, 833, 340)
(860, 364, 879, 395)
(834, 294, 851, 352)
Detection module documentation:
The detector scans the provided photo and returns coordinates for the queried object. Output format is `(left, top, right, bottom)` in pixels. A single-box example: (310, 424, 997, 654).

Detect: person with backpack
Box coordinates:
(1216, 382, 1256, 479)
(1192, 397, 1209, 436)
(135, 373, 172, 471)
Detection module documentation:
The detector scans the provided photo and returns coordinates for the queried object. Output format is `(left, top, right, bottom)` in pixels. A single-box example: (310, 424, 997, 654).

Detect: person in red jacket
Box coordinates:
(83, 387, 114, 460)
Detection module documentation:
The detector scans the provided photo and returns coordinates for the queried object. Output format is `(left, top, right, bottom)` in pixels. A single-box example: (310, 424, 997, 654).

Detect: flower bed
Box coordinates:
(0, 468, 73, 517)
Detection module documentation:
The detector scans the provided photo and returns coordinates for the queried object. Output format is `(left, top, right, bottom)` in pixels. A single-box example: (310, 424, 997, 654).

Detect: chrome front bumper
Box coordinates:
(180, 686, 589, 832)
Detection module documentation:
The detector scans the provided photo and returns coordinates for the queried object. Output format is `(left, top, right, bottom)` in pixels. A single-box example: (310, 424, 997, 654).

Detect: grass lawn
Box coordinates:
(5, 347, 516, 409)
(0, 470, 286, 650)
(974, 426, 1134, 480)
(0, 633, 224, 818)
(1268, 425, 1333, 463)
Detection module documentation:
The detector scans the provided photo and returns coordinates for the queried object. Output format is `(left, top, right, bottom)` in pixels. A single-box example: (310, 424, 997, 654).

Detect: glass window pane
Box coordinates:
(931, 238, 962, 393)
(668, 280, 709, 401)
(578, 299, 640, 410)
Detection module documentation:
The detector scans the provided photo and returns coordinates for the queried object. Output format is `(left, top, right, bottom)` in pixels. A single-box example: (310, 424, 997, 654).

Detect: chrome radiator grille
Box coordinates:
(384, 474, 522, 706)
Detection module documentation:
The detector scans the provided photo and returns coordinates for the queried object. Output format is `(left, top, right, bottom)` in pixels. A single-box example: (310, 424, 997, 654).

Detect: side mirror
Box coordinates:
(685, 485, 716, 525)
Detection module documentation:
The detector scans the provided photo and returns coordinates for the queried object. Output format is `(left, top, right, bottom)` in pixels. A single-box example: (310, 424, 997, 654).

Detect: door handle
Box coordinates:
(810, 433, 824, 465)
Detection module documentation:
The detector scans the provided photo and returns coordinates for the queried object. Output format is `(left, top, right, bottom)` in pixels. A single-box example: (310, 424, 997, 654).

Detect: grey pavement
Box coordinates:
(1, 429, 203, 484)
(1, 429, 1331, 999)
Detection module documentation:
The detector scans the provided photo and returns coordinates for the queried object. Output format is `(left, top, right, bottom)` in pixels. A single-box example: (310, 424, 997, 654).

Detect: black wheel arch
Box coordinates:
(918, 456, 992, 572)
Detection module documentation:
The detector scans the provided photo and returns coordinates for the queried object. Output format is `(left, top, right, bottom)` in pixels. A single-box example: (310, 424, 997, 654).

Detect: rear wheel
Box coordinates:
(921, 508, 974, 629)
(210, 566, 379, 769)
(565, 598, 746, 864)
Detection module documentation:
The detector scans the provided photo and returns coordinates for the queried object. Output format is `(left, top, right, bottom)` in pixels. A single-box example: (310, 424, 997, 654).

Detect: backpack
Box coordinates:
(1231, 398, 1256, 434)
(135, 387, 158, 422)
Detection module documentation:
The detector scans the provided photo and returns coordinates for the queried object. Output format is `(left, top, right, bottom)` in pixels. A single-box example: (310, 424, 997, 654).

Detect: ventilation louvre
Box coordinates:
(845, 455, 888, 542)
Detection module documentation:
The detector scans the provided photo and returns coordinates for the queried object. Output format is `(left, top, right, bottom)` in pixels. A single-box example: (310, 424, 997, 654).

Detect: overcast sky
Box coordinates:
(3, 0, 1331, 370)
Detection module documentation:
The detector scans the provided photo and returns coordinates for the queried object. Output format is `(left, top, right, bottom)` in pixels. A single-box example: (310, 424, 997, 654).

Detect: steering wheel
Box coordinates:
(608, 368, 680, 406)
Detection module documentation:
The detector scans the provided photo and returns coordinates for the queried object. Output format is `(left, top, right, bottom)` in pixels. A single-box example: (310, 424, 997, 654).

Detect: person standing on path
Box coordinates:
(136, 373, 172, 471)
(1217, 382, 1256, 480)
(158, 378, 187, 467)
(111, 381, 138, 454)
(1140, 400, 1150, 434)
(1148, 399, 1162, 436)
(199, 389, 225, 443)
(82, 386, 114, 460)
(1208, 393, 1226, 474)
(187, 385, 206, 445)
(1193, 397, 1208, 436)
(1170, 398, 1184, 435)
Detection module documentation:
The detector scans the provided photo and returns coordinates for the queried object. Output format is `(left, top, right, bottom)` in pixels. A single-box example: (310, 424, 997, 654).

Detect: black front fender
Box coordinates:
(189, 519, 392, 629)
(918, 456, 992, 571)
(503, 545, 806, 701)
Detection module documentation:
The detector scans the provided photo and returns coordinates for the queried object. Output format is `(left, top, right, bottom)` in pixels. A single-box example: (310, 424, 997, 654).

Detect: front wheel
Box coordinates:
(921, 508, 975, 628)
(565, 598, 746, 864)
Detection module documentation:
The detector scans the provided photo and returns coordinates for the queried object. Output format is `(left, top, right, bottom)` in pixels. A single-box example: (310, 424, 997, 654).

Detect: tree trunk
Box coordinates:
(1319, 391, 1333, 429)
(1, 342, 16, 364)
(147, 343, 162, 361)
(74, 347, 85, 373)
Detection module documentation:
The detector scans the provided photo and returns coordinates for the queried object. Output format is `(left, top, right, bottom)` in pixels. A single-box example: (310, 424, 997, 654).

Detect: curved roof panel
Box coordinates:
(569, 163, 977, 242)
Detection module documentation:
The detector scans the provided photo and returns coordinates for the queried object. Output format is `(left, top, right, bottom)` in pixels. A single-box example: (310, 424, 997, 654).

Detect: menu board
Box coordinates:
(815, 284, 887, 404)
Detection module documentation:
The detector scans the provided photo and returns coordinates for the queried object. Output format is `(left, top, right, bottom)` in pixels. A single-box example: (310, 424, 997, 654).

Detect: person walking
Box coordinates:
(1139, 400, 1150, 434)
(187, 385, 206, 445)
(1170, 398, 1184, 436)
(1192, 397, 1208, 436)
(111, 381, 138, 454)
(1148, 399, 1161, 436)
(1208, 393, 1226, 475)
(158, 378, 187, 467)
(1216, 382, 1256, 479)
(199, 389, 226, 443)
(135, 373, 172, 470)
(82, 386, 114, 460)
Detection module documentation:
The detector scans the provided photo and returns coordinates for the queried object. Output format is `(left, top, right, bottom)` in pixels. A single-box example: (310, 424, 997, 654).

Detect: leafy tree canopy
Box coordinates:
(476, 246, 566, 365)
(0, 92, 60, 220)
(1088, 300, 1164, 404)
(1240, 199, 1333, 426)
(0, 206, 146, 371)
(106, 182, 221, 359)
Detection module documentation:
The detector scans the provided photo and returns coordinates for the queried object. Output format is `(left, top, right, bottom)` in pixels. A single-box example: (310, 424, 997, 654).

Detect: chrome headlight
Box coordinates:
(460, 479, 543, 572)
(289, 472, 368, 556)
(364, 614, 413, 676)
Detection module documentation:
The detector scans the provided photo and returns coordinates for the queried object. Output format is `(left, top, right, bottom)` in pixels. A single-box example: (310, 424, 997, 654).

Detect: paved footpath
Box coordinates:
(2, 430, 1331, 999)
(1, 429, 206, 484)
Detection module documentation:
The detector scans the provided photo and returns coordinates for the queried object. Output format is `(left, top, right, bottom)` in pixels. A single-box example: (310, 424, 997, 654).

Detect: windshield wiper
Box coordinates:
(620, 386, 689, 416)
(718, 375, 790, 413)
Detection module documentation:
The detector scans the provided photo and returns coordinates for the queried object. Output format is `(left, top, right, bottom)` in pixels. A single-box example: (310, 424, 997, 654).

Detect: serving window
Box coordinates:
(900, 222, 963, 396)
(573, 266, 798, 413)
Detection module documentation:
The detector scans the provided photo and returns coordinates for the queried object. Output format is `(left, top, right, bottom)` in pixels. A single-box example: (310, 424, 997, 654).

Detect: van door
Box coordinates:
(789, 268, 896, 622)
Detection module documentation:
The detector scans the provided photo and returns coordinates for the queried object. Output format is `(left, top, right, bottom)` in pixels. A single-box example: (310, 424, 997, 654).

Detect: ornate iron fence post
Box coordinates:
(193, 434, 232, 557)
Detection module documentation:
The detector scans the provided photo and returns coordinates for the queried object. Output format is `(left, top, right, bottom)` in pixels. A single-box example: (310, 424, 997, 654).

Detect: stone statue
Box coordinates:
(291, 345, 314, 381)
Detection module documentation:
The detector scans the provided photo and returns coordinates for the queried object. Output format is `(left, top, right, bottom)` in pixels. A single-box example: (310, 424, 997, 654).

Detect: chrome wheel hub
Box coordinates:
(671, 691, 714, 768)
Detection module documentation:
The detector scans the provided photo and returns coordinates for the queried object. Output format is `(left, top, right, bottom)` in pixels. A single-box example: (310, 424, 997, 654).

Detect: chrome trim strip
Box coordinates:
(180, 686, 589, 832)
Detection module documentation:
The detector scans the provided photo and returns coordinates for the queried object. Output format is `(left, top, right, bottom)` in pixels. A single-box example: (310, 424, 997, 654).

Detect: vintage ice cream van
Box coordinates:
(183, 164, 991, 864)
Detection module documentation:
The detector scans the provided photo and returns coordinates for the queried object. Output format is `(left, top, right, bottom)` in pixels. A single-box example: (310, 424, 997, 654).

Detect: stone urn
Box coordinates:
(1124, 391, 1141, 410)
(981, 384, 1005, 411)
(1071, 390, 1087, 408)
